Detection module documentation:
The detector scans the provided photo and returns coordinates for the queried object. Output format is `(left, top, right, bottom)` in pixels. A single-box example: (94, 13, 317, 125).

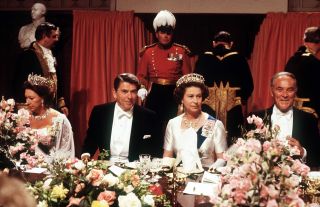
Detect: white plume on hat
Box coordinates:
(153, 10, 176, 31)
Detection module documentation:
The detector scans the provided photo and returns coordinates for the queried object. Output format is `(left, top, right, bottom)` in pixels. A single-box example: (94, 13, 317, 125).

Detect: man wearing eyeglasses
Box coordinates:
(14, 22, 68, 115)
(137, 10, 192, 131)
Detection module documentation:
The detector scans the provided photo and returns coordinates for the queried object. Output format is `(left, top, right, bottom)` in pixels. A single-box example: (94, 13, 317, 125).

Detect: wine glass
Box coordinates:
(138, 154, 151, 180)
(148, 158, 162, 183)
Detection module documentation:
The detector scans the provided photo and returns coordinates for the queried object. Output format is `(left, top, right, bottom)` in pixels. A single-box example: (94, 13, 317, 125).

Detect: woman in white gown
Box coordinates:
(24, 74, 74, 163)
(163, 73, 227, 171)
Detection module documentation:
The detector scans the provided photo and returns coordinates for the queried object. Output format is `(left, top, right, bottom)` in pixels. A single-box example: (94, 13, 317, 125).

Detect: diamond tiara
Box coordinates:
(27, 74, 54, 89)
(176, 73, 205, 87)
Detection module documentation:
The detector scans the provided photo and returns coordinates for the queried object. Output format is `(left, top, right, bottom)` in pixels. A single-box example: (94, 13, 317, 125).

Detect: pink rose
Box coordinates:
(131, 174, 140, 187)
(233, 190, 246, 205)
(263, 141, 271, 152)
(285, 175, 300, 188)
(266, 199, 278, 207)
(97, 190, 116, 205)
(281, 165, 292, 177)
(246, 139, 262, 154)
(260, 184, 269, 198)
(267, 185, 279, 198)
(291, 160, 310, 176)
(86, 169, 104, 186)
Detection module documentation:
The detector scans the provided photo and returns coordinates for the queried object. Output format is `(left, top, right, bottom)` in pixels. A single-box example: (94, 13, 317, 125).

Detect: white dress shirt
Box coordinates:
(271, 106, 293, 140)
(39, 44, 56, 73)
(271, 105, 306, 159)
(110, 103, 133, 162)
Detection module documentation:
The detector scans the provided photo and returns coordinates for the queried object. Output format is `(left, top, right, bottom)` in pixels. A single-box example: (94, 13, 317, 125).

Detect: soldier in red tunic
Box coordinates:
(137, 10, 192, 130)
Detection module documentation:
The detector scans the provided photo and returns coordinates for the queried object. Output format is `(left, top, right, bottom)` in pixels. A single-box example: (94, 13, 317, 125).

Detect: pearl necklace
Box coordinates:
(32, 109, 49, 121)
(183, 113, 202, 129)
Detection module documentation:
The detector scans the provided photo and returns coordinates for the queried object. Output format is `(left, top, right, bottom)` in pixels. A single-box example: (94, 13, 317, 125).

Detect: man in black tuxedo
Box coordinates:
(82, 73, 163, 161)
(252, 72, 320, 168)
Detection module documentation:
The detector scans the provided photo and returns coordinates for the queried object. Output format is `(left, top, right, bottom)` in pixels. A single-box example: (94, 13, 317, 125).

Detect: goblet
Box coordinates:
(138, 154, 151, 180)
(148, 158, 162, 183)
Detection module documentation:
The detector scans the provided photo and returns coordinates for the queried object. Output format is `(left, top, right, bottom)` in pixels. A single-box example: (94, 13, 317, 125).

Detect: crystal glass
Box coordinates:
(148, 158, 162, 183)
(138, 154, 151, 180)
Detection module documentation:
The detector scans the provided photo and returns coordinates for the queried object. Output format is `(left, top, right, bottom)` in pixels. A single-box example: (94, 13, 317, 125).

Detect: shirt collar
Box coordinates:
(273, 105, 293, 118)
(38, 43, 52, 55)
(115, 103, 133, 118)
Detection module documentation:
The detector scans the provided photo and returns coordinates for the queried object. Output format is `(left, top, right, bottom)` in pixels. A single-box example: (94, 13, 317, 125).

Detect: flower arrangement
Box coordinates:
(0, 97, 62, 169)
(27, 155, 171, 207)
(211, 114, 310, 207)
(0, 97, 38, 168)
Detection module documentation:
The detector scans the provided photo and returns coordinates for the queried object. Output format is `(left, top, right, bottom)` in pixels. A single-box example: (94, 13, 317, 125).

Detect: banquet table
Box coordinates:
(9, 166, 214, 207)
(8, 165, 320, 207)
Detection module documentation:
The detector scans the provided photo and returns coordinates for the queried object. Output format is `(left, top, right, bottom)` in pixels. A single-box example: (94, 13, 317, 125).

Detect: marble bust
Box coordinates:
(18, 3, 46, 49)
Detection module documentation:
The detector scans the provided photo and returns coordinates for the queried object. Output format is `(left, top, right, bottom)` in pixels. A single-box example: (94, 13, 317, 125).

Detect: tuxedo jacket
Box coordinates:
(82, 102, 163, 161)
(253, 106, 320, 168)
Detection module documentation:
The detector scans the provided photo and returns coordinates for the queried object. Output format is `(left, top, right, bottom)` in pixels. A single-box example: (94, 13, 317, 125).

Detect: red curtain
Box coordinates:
(70, 10, 153, 155)
(248, 12, 320, 113)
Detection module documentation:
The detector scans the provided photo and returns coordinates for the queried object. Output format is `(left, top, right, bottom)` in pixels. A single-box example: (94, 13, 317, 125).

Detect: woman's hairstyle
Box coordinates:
(174, 73, 209, 103)
(23, 74, 54, 108)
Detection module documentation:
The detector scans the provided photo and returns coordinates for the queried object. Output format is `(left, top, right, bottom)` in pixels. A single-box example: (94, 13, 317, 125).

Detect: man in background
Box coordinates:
(14, 22, 68, 115)
(137, 10, 192, 131)
(285, 26, 320, 119)
(194, 31, 254, 145)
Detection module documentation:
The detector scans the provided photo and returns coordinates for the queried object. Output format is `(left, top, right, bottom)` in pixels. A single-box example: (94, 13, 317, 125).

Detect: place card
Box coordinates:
(24, 168, 47, 174)
(108, 165, 126, 177)
(201, 171, 221, 184)
(183, 182, 218, 196)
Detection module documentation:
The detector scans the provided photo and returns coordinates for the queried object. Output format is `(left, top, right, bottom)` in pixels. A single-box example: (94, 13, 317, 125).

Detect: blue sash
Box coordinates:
(197, 115, 215, 148)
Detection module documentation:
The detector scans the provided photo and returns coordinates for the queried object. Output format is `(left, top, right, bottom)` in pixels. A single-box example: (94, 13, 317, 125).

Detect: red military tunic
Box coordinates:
(137, 43, 191, 87)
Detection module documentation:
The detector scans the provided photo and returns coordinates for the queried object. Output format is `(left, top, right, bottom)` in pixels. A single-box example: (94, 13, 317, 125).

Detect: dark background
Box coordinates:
(0, 11, 264, 106)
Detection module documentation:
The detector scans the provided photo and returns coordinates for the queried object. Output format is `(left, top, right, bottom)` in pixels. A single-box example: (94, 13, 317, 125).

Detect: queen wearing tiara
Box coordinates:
(24, 74, 74, 162)
(163, 73, 227, 172)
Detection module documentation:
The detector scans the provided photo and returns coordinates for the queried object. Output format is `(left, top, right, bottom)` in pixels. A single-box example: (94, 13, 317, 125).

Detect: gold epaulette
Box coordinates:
(217, 51, 238, 60)
(173, 43, 191, 55)
(204, 51, 213, 55)
(302, 52, 312, 56)
(139, 43, 157, 56)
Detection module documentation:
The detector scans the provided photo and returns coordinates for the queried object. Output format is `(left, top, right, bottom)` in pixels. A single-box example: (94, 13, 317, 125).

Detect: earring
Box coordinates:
(177, 103, 184, 115)
(179, 103, 184, 112)
(41, 100, 44, 107)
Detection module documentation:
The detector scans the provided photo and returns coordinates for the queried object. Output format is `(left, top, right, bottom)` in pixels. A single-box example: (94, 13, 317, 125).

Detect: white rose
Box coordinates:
(43, 178, 53, 190)
(101, 174, 119, 187)
(7, 98, 15, 106)
(142, 195, 155, 207)
(74, 160, 85, 170)
(124, 185, 134, 193)
(37, 200, 48, 207)
(118, 192, 141, 207)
